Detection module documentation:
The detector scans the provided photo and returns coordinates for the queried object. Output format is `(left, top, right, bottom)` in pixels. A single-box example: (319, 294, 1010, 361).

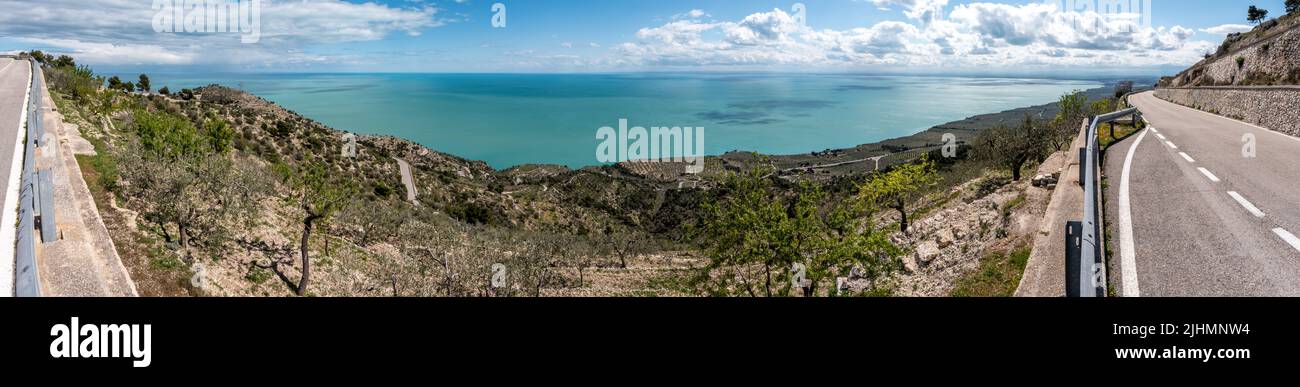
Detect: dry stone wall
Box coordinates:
(1155, 87, 1300, 137)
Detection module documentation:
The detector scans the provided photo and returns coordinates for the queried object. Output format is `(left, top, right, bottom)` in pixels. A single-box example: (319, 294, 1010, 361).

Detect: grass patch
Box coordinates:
(246, 267, 273, 284)
(645, 269, 699, 296)
(1097, 123, 1139, 150)
(150, 255, 183, 270)
(1000, 194, 1026, 226)
(950, 244, 1032, 297)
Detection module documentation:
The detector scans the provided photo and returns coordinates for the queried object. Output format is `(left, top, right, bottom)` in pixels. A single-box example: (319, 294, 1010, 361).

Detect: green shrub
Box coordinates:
(951, 246, 1032, 297)
(133, 109, 202, 159)
(246, 268, 272, 284)
(971, 175, 1011, 200)
(373, 182, 394, 198)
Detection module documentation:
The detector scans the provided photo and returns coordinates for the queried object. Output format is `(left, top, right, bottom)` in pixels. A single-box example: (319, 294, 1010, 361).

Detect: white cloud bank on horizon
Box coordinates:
(0, 0, 443, 67)
(607, 2, 1212, 71)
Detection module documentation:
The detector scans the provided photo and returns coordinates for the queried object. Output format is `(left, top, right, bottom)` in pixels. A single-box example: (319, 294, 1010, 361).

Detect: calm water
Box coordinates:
(131, 73, 1100, 169)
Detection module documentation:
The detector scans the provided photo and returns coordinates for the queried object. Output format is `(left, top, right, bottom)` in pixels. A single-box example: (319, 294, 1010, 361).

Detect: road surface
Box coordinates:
(395, 157, 418, 205)
(1107, 91, 1300, 297)
(0, 58, 31, 296)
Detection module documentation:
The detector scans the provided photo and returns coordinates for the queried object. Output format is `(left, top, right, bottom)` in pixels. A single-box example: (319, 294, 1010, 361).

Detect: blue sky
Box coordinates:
(0, 0, 1289, 74)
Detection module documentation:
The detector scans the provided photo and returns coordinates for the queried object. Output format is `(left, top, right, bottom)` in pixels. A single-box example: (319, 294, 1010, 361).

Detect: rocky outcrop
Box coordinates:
(1155, 87, 1300, 137)
(1166, 15, 1300, 87)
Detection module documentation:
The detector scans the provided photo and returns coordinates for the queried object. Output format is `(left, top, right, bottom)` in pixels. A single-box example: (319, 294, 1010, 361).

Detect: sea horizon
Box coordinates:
(113, 72, 1110, 169)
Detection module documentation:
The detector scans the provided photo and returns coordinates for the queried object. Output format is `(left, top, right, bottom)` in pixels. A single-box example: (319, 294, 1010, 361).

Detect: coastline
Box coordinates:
(626, 84, 1128, 181)
(183, 80, 1128, 183)
(143, 73, 1112, 171)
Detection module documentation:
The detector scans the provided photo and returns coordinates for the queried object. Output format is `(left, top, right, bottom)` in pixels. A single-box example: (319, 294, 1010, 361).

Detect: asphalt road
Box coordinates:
(395, 157, 419, 205)
(0, 58, 31, 296)
(0, 61, 27, 170)
(1106, 91, 1300, 297)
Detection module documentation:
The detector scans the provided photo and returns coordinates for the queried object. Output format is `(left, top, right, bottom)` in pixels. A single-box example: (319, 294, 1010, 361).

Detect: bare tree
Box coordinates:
(602, 226, 649, 269)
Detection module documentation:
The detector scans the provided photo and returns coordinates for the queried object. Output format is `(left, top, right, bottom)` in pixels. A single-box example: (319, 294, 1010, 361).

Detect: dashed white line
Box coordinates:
(1179, 152, 1195, 163)
(1165, 141, 1178, 149)
(1198, 167, 1221, 182)
(1154, 133, 1167, 140)
(1118, 128, 1149, 298)
(1273, 228, 1300, 253)
(1227, 191, 1266, 218)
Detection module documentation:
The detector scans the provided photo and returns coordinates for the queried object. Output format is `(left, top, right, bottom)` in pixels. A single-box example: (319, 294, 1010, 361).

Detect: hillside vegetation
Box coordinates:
(29, 52, 1129, 297)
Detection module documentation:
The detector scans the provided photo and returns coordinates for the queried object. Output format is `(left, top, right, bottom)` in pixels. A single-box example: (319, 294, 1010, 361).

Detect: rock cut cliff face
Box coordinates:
(1164, 14, 1300, 87)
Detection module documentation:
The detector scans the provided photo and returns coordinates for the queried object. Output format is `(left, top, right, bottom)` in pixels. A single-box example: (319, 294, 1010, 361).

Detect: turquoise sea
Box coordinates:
(131, 73, 1101, 169)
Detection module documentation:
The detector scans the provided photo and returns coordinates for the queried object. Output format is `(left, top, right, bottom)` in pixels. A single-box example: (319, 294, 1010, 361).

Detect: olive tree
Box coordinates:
(1049, 91, 1088, 151)
(973, 113, 1048, 182)
(692, 167, 901, 297)
(855, 156, 939, 235)
(277, 161, 356, 296)
(117, 110, 260, 261)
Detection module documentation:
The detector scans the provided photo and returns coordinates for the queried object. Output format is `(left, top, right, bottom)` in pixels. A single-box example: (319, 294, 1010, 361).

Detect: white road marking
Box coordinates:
(1273, 228, 1300, 253)
(1149, 127, 1159, 133)
(0, 60, 31, 297)
(1179, 152, 1195, 163)
(1227, 191, 1266, 218)
(1118, 128, 1149, 298)
(1198, 167, 1221, 182)
(1165, 141, 1178, 149)
(1155, 133, 1167, 140)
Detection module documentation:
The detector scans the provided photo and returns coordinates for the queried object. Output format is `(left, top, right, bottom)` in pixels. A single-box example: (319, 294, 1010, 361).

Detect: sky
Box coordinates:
(0, 0, 1290, 74)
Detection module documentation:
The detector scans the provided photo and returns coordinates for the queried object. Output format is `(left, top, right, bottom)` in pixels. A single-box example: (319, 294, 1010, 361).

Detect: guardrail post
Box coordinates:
(1065, 221, 1083, 298)
(37, 169, 56, 242)
(1077, 148, 1086, 187)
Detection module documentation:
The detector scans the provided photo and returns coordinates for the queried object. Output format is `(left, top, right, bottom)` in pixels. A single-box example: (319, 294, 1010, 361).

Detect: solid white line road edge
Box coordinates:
(1119, 128, 1149, 298)
(1273, 228, 1300, 253)
(1198, 167, 1221, 182)
(1227, 191, 1266, 218)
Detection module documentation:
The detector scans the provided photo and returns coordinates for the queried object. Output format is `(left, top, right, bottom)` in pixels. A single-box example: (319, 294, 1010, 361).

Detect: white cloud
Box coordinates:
(612, 2, 1211, 70)
(0, 0, 444, 66)
(1201, 24, 1253, 35)
(17, 38, 195, 65)
(871, 0, 950, 22)
(257, 1, 442, 44)
(673, 9, 710, 20)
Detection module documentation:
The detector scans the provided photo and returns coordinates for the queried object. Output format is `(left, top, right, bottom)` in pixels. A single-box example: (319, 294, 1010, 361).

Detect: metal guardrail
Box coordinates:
(1067, 106, 1139, 298)
(14, 58, 51, 297)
